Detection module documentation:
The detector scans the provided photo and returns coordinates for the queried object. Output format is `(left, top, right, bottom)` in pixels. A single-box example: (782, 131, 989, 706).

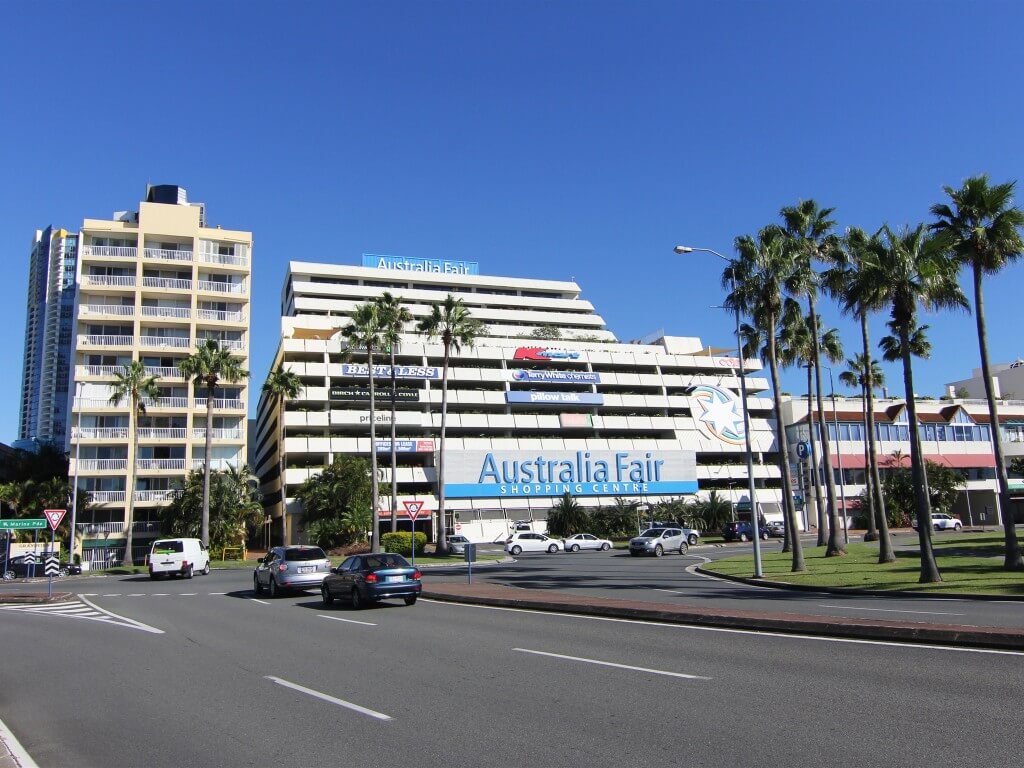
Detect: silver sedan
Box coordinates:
(562, 533, 613, 552)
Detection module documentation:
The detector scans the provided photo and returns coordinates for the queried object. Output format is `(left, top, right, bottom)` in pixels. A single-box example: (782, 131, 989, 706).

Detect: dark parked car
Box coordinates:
(765, 520, 787, 538)
(723, 521, 769, 542)
(321, 552, 422, 609)
(2, 555, 80, 580)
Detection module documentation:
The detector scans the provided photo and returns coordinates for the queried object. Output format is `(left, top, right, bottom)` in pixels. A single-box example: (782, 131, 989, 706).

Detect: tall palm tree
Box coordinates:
(782, 199, 845, 556)
(861, 224, 967, 583)
(109, 361, 161, 565)
(839, 354, 885, 543)
(729, 226, 805, 572)
(417, 295, 483, 556)
(262, 363, 303, 546)
(930, 175, 1024, 571)
(340, 302, 385, 553)
(374, 292, 413, 533)
(825, 227, 896, 561)
(178, 339, 249, 547)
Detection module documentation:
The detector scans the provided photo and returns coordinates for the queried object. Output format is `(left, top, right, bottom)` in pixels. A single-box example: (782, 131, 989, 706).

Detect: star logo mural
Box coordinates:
(690, 384, 746, 445)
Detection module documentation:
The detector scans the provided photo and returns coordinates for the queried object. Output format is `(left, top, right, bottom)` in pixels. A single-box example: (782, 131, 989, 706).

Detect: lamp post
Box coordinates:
(68, 381, 84, 564)
(674, 245, 762, 577)
(824, 366, 849, 544)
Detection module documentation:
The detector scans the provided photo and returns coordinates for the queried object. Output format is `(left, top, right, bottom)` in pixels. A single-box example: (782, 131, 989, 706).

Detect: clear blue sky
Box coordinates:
(2, 1, 1023, 443)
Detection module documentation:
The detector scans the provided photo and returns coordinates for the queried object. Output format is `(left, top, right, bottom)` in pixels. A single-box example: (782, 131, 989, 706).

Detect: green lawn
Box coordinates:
(702, 532, 1024, 596)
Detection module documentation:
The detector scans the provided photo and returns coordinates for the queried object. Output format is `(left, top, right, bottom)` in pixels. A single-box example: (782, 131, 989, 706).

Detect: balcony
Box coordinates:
(139, 335, 191, 349)
(76, 459, 129, 471)
(143, 366, 184, 379)
(83, 275, 136, 288)
(73, 427, 129, 440)
(197, 280, 246, 294)
(76, 520, 162, 533)
(79, 335, 134, 347)
(137, 428, 187, 440)
(133, 489, 183, 502)
(192, 427, 244, 440)
(196, 309, 245, 323)
(80, 304, 135, 318)
(142, 277, 192, 291)
(82, 491, 126, 503)
(190, 458, 238, 471)
(81, 245, 137, 259)
(78, 397, 121, 409)
(197, 338, 245, 352)
(136, 458, 187, 471)
(143, 248, 193, 263)
(79, 365, 122, 377)
(141, 306, 192, 320)
(198, 252, 248, 267)
(142, 397, 189, 409)
(193, 398, 245, 410)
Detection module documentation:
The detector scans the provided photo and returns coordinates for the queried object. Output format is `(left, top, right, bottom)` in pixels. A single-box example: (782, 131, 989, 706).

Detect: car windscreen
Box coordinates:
(285, 547, 326, 561)
(152, 541, 183, 553)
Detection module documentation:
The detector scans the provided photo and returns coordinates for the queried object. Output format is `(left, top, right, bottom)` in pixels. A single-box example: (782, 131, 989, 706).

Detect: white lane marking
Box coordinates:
(208, 592, 227, 595)
(264, 676, 391, 721)
(152, 593, 168, 597)
(818, 604, 966, 617)
(127, 593, 144, 597)
(102, 593, 121, 597)
(423, 600, 1024, 657)
(79, 596, 165, 634)
(80, 593, 98, 596)
(179, 593, 197, 596)
(250, 598, 270, 605)
(514, 647, 710, 680)
(318, 614, 377, 627)
(0, 715, 40, 768)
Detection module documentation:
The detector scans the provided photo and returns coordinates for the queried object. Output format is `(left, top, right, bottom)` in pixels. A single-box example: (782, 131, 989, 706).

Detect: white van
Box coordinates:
(148, 538, 210, 579)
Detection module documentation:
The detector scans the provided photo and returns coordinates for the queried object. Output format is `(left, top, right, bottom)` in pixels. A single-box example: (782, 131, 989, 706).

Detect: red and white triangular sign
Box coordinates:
(403, 501, 424, 520)
(45, 509, 67, 531)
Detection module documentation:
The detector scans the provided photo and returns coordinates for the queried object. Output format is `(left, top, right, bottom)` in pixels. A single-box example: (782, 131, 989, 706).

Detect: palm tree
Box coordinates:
(339, 302, 385, 552)
(862, 225, 968, 583)
(262, 363, 303, 546)
(417, 294, 483, 556)
(839, 354, 883, 543)
(930, 175, 1024, 571)
(178, 339, 249, 547)
(825, 227, 896, 561)
(729, 226, 805, 571)
(374, 292, 413, 533)
(108, 361, 161, 565)
(782, 199, 845, 556)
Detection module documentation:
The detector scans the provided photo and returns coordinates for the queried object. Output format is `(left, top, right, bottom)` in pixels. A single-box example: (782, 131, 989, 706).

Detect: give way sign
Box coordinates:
(403, 501, 424, 520)
(45, 509, 67, 531)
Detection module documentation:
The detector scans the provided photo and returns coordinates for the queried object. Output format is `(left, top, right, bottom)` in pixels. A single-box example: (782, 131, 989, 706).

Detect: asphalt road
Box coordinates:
(1, 568, 1021, 768)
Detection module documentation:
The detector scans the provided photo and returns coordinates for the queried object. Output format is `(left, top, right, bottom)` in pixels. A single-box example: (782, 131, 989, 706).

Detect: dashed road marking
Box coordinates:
(318, 614, 377, 627)
(265, 676, 391, 720)
(513, 647, 711, 680)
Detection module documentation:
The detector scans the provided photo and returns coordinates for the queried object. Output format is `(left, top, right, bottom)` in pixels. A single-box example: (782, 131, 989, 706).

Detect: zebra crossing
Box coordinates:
(0, 596, 164, 634)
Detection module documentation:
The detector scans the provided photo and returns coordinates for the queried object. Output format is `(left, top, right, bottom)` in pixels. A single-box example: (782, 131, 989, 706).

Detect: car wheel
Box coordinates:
(253, 575, 263, 595)
(2, 570, 14, 582)
(547, 544, 558, 553)
(571, 544, 580, 552)
(58, 567, 69, 578)
(739, 533, 749, 542)
(679, 542, 688, 555)
(510, 545, 522, 556)
(654, 544, 664, 557)
(688, 534, 698, 546)
(269, 578, 278, 598)
(954, 523, 962, 531)
(321, 585, 333, 606)
(185, 565, 194, 579)
(202, 562, 210, 576)
(404, 595, 418, 606)
(761, 531, 769, 540)
(601, 543, 611, 551)
(934, 524, 941, 532)
(350, 588, 363, 610)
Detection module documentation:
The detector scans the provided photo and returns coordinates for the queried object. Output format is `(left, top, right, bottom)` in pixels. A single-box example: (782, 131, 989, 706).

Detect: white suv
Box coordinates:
(911, 513, 963, 532)
(505, 532, 563, 555)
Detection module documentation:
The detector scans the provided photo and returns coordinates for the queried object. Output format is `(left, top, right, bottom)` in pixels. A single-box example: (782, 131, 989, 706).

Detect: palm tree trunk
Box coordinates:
(809, 298, 845, 556)
(278, 393, 287, 546)
(863, 314, 895, 563)
(435, 343, 451, 556)
(807, 364, 826, 546)
(972, 264, 1024, 569)
(859, 378, 877, 541)
(767, 321, 804, 572)
(389, 348, 398, 534)
(901, 324, 941, 583)
(123, 399, 138, 566)
(368, 346, 380, 553)
(202, 380, 214, 547)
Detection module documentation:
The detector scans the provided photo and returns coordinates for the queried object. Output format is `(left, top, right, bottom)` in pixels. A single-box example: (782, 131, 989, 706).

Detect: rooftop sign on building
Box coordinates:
(363, 253, 479, 275)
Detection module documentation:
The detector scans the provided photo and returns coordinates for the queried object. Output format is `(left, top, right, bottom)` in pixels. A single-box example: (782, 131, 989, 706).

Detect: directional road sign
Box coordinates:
(45, 509, 67, 531)
(0, 519, 47, 530)
(44, 556, 60, 577)
(403, 501, 424, 520)
(23, 552, 37, 566)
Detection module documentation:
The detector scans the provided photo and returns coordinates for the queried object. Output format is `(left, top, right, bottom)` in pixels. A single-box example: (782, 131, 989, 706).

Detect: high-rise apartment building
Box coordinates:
(70, 185, 252, 564)
(18, 226, 79, 449)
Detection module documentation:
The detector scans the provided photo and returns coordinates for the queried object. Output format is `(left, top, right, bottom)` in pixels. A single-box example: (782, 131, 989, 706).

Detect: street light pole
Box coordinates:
(68, 381, 83, 564)
(675, 245, 763, 578)
(826, 366, 849, 544)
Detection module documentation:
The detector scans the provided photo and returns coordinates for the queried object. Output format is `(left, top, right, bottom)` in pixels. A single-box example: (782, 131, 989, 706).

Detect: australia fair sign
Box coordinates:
(443, 450, 697, 499)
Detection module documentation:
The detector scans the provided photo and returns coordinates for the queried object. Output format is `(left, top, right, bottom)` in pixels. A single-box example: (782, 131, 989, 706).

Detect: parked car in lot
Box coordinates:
(505, 532, 563, 555)
(723, 521, 769, 542)
(148, 538, 210, 579)
(2, 555, 80, 580)
(254, 545, 331, 597)
(629, 527, 689, 557)
(911, 513, 963, 531)
(562, 533, 613, 552)
(446, 535, 471, 554)
(321, 552, 422, 609)
(765, 520, 787, 538)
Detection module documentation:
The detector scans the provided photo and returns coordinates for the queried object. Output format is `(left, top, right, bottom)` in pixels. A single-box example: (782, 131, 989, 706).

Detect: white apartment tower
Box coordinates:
(70, 185, 251, 564)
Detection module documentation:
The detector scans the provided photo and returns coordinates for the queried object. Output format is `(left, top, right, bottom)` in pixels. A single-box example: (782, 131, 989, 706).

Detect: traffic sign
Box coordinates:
(796, 441, 810, 460)
(44, 556, 59, 577)
(403, 501, 424, 520)
(0, 518, 46, 530)
(23, 552, 37, 566)
(45, 509, 66, 531)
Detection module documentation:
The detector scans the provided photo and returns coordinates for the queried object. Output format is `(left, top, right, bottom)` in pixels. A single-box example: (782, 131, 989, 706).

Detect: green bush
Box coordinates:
(380, 531, 427, 557)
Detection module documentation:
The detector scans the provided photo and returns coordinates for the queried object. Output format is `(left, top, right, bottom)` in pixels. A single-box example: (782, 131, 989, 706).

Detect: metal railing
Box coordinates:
(196, 309, 245, 322)
(198, 252, 248, 267)
(135, 458, 187, 471)
(141, 306, 192, 319)
(81, 304, 135, 317)
(73, 427, 129, 439)
(133, 490, 183, 502)
(191, 458, 237, 471)
(192, 428, 244, 440)
(139, 335, 191, 348)
(80, 335, 134, 346)
(142, 397, 189, 409)
(197, 338, 245, 351)
(193, 398, 245, 410)
(143, 366, 183, 378)
(197, 280, 246, 294)
(142, 277, 192, 290)
(81, 245, 137, 258)
(137, 428, 187, 439)
(143, 248, 193, 262)
(83, 275, 136, 287)
(75, 458, 129, 471)
(79, 365, 123, 376)
(84, 491, 126, 503)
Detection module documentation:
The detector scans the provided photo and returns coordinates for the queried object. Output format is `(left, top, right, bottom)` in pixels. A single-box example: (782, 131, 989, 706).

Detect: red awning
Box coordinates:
(828, 453, 996, 469)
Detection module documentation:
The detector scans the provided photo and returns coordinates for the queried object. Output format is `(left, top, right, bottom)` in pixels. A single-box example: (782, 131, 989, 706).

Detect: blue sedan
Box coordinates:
(321, 553, 422, 609)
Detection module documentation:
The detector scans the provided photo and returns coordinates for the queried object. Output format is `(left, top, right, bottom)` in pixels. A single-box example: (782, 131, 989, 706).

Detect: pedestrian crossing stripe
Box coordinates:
(0, 597, 164, 634)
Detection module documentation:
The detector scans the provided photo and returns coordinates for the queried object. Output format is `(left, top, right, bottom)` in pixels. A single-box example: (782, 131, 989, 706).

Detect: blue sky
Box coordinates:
(2, 1, 1023, 443)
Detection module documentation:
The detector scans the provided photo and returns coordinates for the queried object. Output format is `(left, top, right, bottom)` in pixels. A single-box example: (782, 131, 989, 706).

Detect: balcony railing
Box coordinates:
(196, 309, 245, 323)
(142, 397, 189, 409)
(191, 458, 237, 471)
(197, 338, 245, 351)
(73, 427, 129, 440)
(80, 365, 122, 376)
(192, 428, 244, 440)
(133, 489, 183, 502)
(197, 280, 246, 294)
(198, 252, 248, 267)
(80, 335, 134, 346)
(193, 398, 245, 410)
(143, 366, 184, 378)
(142, 277, 192, 291)
(76, 520, 162, 533)
(78, 397, 120, 409)
(83, 274, 136, 287)
(82, 245, 137, 258)
(76, 459, 129, 471)
(81, 304, 135, 317)
(143, 248, 193, 262)
(139, 335, 191, 348)
(137, 428, 187, 440)
(141, 306, 191, 319)
(82, 491, 126, 503)
(136, 458, 187, 471)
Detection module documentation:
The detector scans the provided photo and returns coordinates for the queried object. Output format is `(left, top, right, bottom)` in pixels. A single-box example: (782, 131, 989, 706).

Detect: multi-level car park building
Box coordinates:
(69, 185, 251, 564)
(255, 254, 783, 544)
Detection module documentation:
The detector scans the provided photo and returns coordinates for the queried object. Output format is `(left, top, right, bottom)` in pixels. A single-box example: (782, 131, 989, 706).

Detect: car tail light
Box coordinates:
(412, 570, 421, 580)
(182, 560, 189, 568)
(277, 563, 288, 572)
(365, 573, 378, 583)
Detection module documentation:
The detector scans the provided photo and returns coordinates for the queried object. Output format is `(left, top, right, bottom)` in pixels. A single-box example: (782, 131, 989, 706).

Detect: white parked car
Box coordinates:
(562, 533, 613, 552)
(446, 535, 470, 554)
(911, 513, 963, 532)
(505, 532, 563, 555)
